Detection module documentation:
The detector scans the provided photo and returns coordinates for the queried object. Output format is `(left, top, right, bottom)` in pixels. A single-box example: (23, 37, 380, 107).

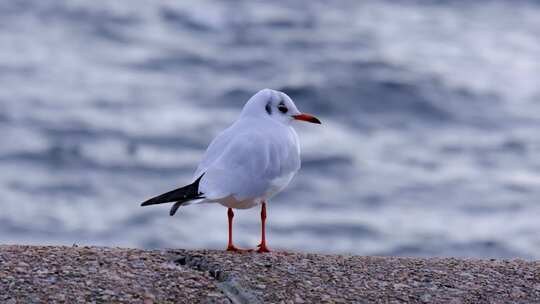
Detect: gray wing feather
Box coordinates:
(198, 132, 280, 200)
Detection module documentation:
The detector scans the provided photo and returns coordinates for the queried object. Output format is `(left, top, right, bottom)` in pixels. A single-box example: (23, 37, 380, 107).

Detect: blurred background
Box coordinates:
(1, 0, 540, 259)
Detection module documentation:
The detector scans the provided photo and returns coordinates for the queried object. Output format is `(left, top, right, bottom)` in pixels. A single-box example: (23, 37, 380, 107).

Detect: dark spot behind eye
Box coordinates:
(265, 102, 272, 115)
(278, 105, 288, 113)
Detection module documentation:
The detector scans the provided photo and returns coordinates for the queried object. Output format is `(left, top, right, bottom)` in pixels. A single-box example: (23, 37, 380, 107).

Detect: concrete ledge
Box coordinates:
(0, 245, 539, 303)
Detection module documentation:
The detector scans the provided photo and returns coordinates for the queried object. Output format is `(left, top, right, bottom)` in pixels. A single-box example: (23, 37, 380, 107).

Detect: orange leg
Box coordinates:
(226, 208, 252, 253)
(257, 202, 271, 253)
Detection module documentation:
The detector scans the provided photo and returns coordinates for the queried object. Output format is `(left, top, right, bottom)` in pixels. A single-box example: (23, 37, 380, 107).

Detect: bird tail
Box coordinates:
(140, 173, 205, 216)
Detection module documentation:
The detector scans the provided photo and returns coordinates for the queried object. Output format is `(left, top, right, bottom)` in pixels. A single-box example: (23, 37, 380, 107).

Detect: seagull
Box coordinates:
(140, 88, 321, 253)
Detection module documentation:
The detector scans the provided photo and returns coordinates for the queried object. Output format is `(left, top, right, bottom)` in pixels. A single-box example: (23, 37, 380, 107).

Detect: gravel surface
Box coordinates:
(1, 245, 539, 303)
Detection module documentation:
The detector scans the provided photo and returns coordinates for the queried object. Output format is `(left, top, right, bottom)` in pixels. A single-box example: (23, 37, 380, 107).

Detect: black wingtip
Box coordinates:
(140, 197, 161, 206)
(193, 172, 205, 187)
(169, 201, 181, 216)
(139, 173, 206, 208)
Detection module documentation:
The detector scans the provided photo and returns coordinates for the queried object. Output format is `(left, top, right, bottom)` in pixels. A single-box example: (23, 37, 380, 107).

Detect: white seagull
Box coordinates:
(141, 89, 321, 253)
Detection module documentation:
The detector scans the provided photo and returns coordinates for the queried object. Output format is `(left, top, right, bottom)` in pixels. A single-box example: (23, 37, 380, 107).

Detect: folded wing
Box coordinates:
(197, 131, 282, 201)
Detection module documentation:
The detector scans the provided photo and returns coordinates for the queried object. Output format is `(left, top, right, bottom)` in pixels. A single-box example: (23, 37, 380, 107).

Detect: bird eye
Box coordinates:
(278, 105, 288, 113)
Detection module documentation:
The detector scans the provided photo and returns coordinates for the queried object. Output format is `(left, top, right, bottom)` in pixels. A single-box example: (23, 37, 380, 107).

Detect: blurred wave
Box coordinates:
(1, 0, 540, 259)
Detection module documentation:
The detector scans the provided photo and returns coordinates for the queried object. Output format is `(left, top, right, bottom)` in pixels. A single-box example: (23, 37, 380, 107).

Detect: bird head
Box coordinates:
(240, 88, 321, 125)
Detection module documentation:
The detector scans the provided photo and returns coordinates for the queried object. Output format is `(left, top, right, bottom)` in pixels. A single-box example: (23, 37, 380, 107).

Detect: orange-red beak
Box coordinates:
(292, 113, 321, 124)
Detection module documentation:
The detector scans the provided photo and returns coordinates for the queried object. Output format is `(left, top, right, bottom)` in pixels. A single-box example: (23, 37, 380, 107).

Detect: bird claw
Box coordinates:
(256, 243, 271, 253)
